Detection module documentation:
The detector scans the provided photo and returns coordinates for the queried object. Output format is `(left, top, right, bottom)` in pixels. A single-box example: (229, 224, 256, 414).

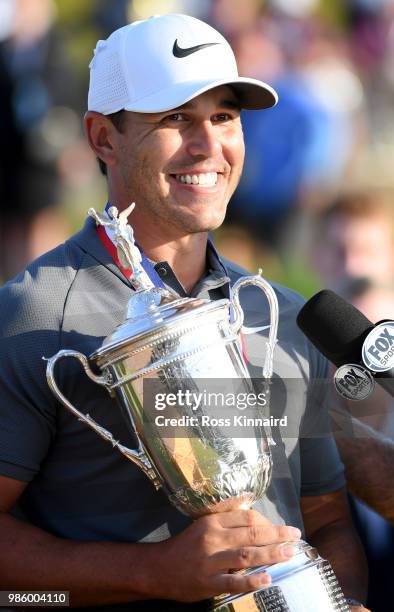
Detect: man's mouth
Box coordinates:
(173, 172, 218, 187)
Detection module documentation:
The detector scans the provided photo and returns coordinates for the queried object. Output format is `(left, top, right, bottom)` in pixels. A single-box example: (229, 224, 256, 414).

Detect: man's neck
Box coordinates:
(140, 233, 208, 295)
(105, 194, 208, 294)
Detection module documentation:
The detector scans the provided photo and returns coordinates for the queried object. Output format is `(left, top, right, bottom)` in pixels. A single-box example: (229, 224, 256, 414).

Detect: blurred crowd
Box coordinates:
(1, 0, 394, 285)
(0, 0, 394, 610)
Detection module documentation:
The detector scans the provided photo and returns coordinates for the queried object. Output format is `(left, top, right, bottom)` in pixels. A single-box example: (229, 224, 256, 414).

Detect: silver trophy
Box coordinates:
(45, 206, 349, 611)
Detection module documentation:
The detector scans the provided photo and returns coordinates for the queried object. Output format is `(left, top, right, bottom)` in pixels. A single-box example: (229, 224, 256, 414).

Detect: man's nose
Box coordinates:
(186, 120, 222, 158)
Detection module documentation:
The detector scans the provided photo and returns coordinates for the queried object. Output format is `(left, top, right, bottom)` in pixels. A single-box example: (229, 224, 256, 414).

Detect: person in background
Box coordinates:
(0, 0, 75, 282)
(312, 189, 394, 612)
(312, 190, 394, 295)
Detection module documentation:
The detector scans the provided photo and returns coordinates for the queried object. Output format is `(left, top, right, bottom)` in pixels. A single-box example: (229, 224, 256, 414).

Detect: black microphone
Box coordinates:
(296, 289, 394, 399)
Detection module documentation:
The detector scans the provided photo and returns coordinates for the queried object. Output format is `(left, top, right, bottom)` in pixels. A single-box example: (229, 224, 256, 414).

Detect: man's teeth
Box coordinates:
(175, 172, 218, 186)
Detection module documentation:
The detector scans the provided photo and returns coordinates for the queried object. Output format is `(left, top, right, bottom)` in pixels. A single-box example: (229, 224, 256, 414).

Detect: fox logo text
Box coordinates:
(334, 364, 375, 401)
(362, 322, 394, 372)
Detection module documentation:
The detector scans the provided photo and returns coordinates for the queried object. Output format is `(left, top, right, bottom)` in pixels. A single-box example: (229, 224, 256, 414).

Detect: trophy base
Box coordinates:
(212, 541, 350, 611)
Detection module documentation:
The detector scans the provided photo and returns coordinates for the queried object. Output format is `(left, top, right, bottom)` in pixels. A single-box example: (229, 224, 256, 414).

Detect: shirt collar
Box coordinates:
(154, 239, 230, 300)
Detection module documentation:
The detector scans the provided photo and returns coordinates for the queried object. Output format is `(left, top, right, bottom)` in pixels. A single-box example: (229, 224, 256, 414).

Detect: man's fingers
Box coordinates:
(212, 542, 297, 570)
(213, 568, 272, 596)
(227, 523, 301, 548)
(214, 509, 273, 529)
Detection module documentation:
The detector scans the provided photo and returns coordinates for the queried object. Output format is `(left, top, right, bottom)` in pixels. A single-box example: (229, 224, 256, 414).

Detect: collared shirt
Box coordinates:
(153, 240, 231, 301)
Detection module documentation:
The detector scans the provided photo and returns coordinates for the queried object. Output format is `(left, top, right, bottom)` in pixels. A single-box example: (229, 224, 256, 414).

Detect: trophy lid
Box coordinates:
(91, 289, 229, 360)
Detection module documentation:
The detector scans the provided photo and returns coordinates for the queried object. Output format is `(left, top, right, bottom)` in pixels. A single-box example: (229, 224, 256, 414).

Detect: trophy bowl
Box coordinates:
(46, 285, 274, 517)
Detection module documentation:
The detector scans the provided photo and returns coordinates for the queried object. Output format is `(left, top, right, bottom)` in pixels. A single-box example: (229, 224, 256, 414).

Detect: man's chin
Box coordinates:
(184, 218, 226, 235)
(182, 208, 227, 233)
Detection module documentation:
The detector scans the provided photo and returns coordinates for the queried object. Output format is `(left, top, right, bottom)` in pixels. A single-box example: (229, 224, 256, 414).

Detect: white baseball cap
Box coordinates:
(88, 14, 278, 114)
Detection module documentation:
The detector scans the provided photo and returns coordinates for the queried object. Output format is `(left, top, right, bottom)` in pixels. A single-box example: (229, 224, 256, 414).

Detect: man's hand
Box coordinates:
(0, 476, 301, 607)
(152, 508, 301, 602)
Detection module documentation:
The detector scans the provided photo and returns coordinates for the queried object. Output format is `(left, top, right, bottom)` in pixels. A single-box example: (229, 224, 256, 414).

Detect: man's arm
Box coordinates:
(301, 488, 369, 611)
(335, 419, 394, 522)
(0, 475, 302, 607)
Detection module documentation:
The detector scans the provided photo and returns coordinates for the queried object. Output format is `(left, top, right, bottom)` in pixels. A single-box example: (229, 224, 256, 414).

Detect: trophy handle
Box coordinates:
(230, 271, 279, 379)
(44, 350, 161, 490)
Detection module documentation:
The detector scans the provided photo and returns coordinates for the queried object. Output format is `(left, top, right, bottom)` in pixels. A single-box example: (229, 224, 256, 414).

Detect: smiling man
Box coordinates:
(86, 86, 244, 295)
(0, 14, 368, 612)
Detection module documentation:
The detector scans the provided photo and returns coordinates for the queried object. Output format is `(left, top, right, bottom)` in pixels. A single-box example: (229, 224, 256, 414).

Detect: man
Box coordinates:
(311, 190, 394, 296)
(0, 14, 367, 611)
(333, 414, 394, 523)
(310, 192, 394, 610)
(311, 190, 394, 521)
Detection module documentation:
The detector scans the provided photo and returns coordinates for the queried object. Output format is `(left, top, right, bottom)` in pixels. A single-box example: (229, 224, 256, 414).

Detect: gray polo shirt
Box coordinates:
(0, 217, 344, 544)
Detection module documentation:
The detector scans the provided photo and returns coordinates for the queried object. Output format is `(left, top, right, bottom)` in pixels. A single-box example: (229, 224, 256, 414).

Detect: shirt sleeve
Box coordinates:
(299, 347, 346, 496)
(0, 274, 59, 482)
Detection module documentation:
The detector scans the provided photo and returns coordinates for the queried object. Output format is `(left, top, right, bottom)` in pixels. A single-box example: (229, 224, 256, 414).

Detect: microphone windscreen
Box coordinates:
(296, 290, 374, 367)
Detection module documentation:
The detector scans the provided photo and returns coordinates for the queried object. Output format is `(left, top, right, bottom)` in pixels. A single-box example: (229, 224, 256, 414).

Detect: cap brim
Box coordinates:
(122, 77, 278, 114)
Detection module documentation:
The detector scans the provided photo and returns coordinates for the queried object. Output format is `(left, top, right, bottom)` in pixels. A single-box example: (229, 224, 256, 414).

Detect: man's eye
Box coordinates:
(214, 113, 232, 122)
(165, 113, 186, 122)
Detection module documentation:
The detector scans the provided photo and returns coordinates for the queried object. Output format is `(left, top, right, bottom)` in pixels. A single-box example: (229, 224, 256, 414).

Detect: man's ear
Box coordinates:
(84, 111, 117, 170)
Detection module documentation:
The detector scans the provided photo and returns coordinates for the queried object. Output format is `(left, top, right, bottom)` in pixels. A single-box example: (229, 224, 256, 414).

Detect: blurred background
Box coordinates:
(0, 0, 393, 609)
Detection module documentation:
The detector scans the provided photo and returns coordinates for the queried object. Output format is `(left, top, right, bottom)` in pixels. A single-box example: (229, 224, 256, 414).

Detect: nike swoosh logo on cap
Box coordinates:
(173, 39, 219, 58)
